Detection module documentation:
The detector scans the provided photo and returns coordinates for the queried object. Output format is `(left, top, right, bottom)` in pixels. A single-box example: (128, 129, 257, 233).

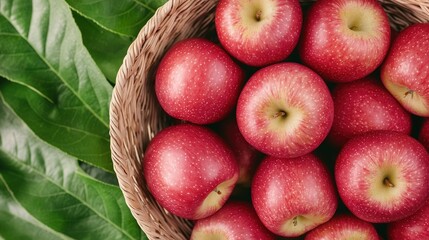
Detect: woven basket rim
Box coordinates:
(110, 0, 217, 239)
(110, 0, 429, 239)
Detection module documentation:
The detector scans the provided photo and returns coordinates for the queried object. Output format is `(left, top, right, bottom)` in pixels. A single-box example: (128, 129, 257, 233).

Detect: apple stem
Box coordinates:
(349, 25, 359, 31)
(255, 10, 262, 22)
(404, 89, 415, 99)
(383, 177, 395, 188)
(214, 189, 222, 195)
(292, 216, 298, 226)
(273, 111, 287, 119)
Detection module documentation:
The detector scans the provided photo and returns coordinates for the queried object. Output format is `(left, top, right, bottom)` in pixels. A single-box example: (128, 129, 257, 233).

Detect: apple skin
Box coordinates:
(215, 0, 302, 67)
(251, 154, 338, 237)
(305, 214, 380, 240)
(215, 116, 263, 186)
(143, 123, 239, 220)
(236, 62, 334, 158)
(335, 130, 429, 223)
(155, 38, 244, 124)
(190, 201, 276, 240)
(387, 196, 429, 240)
(381, 23, 429, 117)
(419, 118, 429, 151)
(328, 76, 412, 146)
(299, 0, 391, 82)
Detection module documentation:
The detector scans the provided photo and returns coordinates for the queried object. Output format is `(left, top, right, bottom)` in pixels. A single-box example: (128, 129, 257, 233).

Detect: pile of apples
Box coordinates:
(143, 0, 429, 239)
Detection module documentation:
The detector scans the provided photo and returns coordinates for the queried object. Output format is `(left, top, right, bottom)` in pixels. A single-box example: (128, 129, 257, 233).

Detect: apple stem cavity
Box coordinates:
(292, 216, 298, 226)
(383, 177, 395, 188)
(255, 9, 262, 22)
(349, 25, 359, 31)
(404, 89, 415, 99)
(348, 19, 361, 32)
(273, 111, 287, 119)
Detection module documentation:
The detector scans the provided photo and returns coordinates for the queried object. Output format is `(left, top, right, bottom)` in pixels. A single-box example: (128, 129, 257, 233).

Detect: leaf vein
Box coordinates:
(0, 1, 110, 129)
(1, 152, 135, 240)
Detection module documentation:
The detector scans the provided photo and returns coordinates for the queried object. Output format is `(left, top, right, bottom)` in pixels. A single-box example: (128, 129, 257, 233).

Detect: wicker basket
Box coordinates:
(109, 0, 429, 239)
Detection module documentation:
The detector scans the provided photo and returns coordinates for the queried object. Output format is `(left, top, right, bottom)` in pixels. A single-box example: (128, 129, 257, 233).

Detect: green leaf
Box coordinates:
(0, 95, 145, 240)
(65, 0, 168, 37)
(68, 0, 168, 83)
(0, 0, 113, 171)
(79, 160, 118, 186)
(0, 176, 72, 240)
(73, 12, 133, 83)
(0, 81, 112, 171)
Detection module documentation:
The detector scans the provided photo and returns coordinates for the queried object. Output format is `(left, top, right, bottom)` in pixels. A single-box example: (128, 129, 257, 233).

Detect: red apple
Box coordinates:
(419, 118, 429, 151)
(328, 76, 412, 146)
(381, 23, 429, 117)
(251, 154, 338, 237)
(387, 196, 429, 240)
(155, 38, 244, 124)
(215, 0, 302, 67)
(335, 130, 429, 223)
(143, 123, 239, 220)
(190, 201, 275, 240)
(299, 0, 391, 82)
(236, 62, 334, 158)
(305, 214, 380, 240)
(216, 117, 263, 186)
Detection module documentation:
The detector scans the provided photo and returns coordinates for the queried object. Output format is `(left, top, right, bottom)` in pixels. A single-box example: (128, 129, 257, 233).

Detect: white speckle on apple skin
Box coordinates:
(299, 0, 391, 82)
(143, 123, 239, 220)
(381, 23, 429, 117)
(155, 38, 244, 125)
(236, 62, 334, 158)
(216, 116, 263, 186)
(387, 196, 429, 240)
(328, 77, 412, 146)
(191, 201, 276, 240)
(251, 154, 338, 237)
(305, 214, 380, 240)
(215, 0, 302, 67)
(335, 130, 429, 223)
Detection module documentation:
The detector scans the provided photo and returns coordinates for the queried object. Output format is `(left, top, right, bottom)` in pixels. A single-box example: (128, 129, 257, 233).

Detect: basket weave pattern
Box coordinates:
(110, 0, 429, 239)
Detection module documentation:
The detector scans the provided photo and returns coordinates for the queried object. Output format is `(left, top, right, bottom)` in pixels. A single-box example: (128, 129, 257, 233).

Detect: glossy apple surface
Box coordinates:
(215, 0, 302, 66)
(328, 77, 412, 146)
(155, 38, 244, 124)
(387, 196, 429, 240)
(143, 123, 239, 220)
(335, 130, 429, 223)
(216, 117, 263, 186)
(299, 0, 390, 82)
(190, 201, 275, 240)
(305, 214, 380, 240)
(381, 23, 429, 117)
(236, 62, 334, 158)
(251, 154, 338, 237)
